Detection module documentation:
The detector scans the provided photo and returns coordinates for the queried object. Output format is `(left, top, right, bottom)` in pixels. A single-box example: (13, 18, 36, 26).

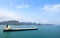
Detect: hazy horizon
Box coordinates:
(0, 0, 60, 24)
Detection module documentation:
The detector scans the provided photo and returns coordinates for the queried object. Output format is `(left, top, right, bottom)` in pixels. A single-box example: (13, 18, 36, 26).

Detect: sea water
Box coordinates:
(0, 25, 60, 38)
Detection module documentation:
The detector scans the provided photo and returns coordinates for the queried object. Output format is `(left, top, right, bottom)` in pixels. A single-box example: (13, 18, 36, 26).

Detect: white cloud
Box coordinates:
(35, 17, 48, 24)
(16, 4, 30, 8)
(0, 9, 21, 21)
(43, 4, 60, 13)
(38, 4, 60, 24)
(40, 19, 48, 24)
(9, 2, 14, 7)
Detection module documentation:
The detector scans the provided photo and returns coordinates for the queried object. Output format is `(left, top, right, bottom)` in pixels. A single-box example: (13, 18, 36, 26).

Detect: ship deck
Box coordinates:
(3, 27, 38, 32)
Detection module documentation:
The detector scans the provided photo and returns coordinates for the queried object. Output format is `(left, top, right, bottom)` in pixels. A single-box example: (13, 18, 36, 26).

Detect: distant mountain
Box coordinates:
(0, 20, 37, 25)
(0, 20, 20, 25)
(0, 20, 53, 26)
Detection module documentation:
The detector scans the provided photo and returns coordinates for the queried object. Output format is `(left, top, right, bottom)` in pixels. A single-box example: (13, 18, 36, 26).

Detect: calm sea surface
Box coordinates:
(0, 25, 60, 38)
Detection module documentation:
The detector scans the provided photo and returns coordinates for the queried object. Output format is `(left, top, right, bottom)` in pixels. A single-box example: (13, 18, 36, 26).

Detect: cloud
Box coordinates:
(16, 4, 30, 8)
(40, 19, 48, 24)
(0, 9, 20, 21)
(35, 17, 48, 24)
(38, 4, 60, 24)
(42, 4, 60, 13)
(0, 9, 33, 22)
(9, 2, 14, 7)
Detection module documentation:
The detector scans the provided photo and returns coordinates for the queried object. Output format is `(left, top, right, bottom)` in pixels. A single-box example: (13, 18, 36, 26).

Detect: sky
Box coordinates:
(0, 0, 60, 24)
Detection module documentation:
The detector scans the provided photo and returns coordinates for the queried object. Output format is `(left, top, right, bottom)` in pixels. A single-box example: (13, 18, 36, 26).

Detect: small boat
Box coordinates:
(3, 25, 38, 32)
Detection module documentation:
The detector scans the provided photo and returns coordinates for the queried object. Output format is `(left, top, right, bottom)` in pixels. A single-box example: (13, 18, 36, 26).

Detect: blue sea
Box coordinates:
(0, 25, 60, 38)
